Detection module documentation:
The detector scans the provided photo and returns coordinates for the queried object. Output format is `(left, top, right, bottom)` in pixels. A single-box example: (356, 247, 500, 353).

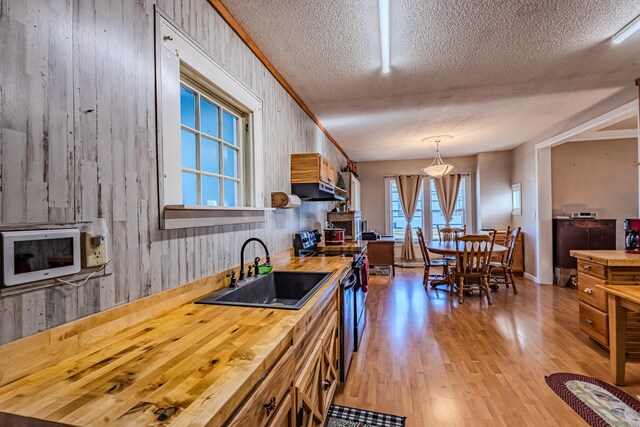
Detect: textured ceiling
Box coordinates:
(221, 0, 640, 161)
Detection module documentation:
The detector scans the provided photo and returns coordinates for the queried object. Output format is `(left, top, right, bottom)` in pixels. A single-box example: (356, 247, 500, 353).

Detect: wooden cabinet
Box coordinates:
(572, 251, 640, 360)
(340, 172, 361, 211)
(295, 342, 324, 427)
(367, 237, 395, 276)
(554, 219, 616, 269)
(227, 347, 295, 427)
(493, 230, 524, 274)
(319, 313, 339, 417)
(226, 273, 341, 427)
(292, 153, 338, 187)
(268, 392, 295, 427)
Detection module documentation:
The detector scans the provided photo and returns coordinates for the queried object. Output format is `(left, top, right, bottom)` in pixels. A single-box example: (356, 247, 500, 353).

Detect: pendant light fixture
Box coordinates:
(422, 135, 454, 178)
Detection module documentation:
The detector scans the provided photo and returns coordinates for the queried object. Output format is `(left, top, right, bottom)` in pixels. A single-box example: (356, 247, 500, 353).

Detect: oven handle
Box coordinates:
(342, 271, 357, 290)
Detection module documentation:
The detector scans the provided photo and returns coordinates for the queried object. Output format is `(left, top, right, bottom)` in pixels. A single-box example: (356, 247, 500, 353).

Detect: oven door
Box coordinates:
(353, 259, 366, 352)
(341, 270, 356, 382)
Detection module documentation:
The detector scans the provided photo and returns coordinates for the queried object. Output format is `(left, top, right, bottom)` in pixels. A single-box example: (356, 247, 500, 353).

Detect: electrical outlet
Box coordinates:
(81, 232, 107, 268)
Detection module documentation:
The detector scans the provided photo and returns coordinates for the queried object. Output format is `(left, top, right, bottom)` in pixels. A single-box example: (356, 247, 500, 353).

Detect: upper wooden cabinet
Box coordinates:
(292, 154, 338, 187)
(340, 172, 361, 211)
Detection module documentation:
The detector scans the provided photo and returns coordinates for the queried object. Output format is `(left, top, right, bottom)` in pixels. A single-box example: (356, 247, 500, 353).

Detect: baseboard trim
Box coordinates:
(523, 272, 540, 284)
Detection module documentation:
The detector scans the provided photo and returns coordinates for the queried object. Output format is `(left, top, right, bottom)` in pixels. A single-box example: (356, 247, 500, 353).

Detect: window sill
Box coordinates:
(162, 205, 274, 229)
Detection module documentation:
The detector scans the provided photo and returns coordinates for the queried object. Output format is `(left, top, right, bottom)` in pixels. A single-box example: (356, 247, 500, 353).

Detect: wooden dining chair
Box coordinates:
(416, 227, 450, 289)
(437, 224, 467, 241)
(450, 234, 495, 305)
(489, 227, 521, 294)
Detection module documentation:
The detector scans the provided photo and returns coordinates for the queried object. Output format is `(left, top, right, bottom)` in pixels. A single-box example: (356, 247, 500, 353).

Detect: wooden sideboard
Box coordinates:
(554, 219, 616, 285)
(493, 230, 524, 275)
(571, 250, 640, 360)
(367, 237, 395, 276)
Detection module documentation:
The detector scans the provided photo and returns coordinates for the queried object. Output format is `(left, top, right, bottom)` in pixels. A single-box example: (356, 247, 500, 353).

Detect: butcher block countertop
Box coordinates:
(0, 251, 351, 426)
(317, 240, 367, 255)
(570, 250, 640, 266)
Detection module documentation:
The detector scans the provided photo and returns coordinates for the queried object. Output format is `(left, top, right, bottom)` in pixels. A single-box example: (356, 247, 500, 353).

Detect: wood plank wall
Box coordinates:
(0, 0, 345, 344)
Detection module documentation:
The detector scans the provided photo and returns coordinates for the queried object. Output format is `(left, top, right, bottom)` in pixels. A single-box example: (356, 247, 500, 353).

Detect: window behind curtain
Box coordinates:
(390, 180, 424, 241)
(430, 178, 466, 240)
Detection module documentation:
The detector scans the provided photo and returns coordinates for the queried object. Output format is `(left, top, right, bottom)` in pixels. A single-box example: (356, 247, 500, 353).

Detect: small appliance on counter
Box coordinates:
(323, 224, 345, 245)
(361, 231, 380, 240)
(327, 211, 361, 241)
(624, 219, 640, 253)
(571, 212, 598, 219)
(292, 229, 322, 257)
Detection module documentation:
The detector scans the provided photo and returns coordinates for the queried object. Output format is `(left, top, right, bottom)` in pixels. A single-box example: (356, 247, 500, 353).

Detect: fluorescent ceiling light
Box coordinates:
(379, 0, 390, 73)
(612, 15, 640, 44)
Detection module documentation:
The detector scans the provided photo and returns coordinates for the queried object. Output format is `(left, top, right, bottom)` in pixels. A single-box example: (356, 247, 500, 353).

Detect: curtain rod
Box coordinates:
(383, 173, 471, 178)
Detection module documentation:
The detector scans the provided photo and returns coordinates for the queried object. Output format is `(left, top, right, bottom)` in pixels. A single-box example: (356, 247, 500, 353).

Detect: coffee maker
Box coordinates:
(624, 219, 640, 253)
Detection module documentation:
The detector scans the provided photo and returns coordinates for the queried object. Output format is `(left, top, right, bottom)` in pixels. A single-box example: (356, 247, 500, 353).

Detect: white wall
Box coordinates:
(551, 138, 639, 249)
(511, 140, 538, 278)
(358, 155, 479, 234)
(476, 151, 513, 230)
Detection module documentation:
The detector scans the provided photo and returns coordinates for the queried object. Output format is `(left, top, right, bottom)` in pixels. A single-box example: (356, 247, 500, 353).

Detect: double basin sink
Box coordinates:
(196, 271, 333, 310)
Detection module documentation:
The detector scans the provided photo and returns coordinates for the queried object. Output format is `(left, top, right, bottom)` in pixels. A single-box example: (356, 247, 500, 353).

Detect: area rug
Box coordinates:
(325, 404, 406, 427)
(545, 372, 640, 426)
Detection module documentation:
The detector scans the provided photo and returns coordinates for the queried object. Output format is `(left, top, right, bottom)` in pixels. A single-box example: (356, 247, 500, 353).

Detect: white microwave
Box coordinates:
(1, 229, 81, 287)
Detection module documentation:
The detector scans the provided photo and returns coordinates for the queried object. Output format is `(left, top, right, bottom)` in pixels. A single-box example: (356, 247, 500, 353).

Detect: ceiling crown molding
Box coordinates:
(206, 0, 350, 161)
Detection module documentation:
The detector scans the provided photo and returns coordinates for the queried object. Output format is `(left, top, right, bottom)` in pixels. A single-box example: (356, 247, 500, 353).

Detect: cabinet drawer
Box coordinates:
(227, 346, 294, 427)
(578, 260, 607, 280)
(579, 302, 608, 346)
(578, 275, 607, 312)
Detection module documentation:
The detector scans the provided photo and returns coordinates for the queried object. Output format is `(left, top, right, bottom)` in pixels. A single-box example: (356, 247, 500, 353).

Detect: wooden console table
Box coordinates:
(367, 237, 395, 276)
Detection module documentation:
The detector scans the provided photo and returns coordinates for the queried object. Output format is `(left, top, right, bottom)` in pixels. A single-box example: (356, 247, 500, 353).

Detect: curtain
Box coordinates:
(394, 175, 423, 260)
(434, 174, 462, 227)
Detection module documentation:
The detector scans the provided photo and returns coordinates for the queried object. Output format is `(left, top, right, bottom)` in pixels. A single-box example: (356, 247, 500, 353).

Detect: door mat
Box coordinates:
(325, 404, 406, 427)
(545, 372, 640, 426)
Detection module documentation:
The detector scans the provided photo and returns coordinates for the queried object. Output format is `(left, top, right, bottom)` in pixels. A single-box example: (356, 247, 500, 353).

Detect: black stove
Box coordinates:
(293, 229, 367, 382)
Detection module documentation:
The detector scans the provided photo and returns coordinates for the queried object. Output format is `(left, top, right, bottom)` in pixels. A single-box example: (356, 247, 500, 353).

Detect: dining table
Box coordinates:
(425, 240, 508, 257)
(425, 240, 509, 290)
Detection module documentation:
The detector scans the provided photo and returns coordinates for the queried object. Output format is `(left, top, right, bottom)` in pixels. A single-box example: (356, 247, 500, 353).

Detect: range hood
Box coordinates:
(291, 182, 346, 202)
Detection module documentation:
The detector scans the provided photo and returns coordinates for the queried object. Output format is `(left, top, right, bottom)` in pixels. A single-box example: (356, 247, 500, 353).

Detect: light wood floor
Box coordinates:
(333, 267, 640, 426)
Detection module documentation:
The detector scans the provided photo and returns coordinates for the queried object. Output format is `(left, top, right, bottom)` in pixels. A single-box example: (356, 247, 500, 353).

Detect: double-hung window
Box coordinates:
(179, 80, 244, 207)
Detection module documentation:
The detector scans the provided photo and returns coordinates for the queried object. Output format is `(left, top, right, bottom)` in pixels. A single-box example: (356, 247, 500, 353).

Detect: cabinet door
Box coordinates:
(227, 347, 294, 427)
(268, 392, 295, 427)
(588, 222, 616, 250)
(319, 313, 339, 417)
(351, 176, 361, 211)
(553, 221, 588, 268)
(319, 158, 330, 185)
(294, 343, 324, 427)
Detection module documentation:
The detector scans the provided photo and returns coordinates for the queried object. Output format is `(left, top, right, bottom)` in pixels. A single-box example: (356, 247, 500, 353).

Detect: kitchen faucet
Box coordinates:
(238, 238, 271, 281)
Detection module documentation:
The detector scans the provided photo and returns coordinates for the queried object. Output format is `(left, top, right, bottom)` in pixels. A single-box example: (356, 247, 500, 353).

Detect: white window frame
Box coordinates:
(511, 183, 522, 216)
(384, 176, 472, 242)
(155, 12, 266, 229)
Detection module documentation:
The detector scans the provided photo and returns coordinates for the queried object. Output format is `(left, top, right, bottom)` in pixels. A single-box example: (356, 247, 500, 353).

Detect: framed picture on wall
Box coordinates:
(511, 183, 522, 216)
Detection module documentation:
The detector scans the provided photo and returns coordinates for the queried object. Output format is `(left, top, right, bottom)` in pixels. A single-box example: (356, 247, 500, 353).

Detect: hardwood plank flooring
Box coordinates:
(334, 268, 640, 426)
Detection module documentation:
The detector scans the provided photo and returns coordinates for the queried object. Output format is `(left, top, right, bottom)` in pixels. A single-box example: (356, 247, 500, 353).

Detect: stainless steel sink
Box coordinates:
(195, 271, 333, 310)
